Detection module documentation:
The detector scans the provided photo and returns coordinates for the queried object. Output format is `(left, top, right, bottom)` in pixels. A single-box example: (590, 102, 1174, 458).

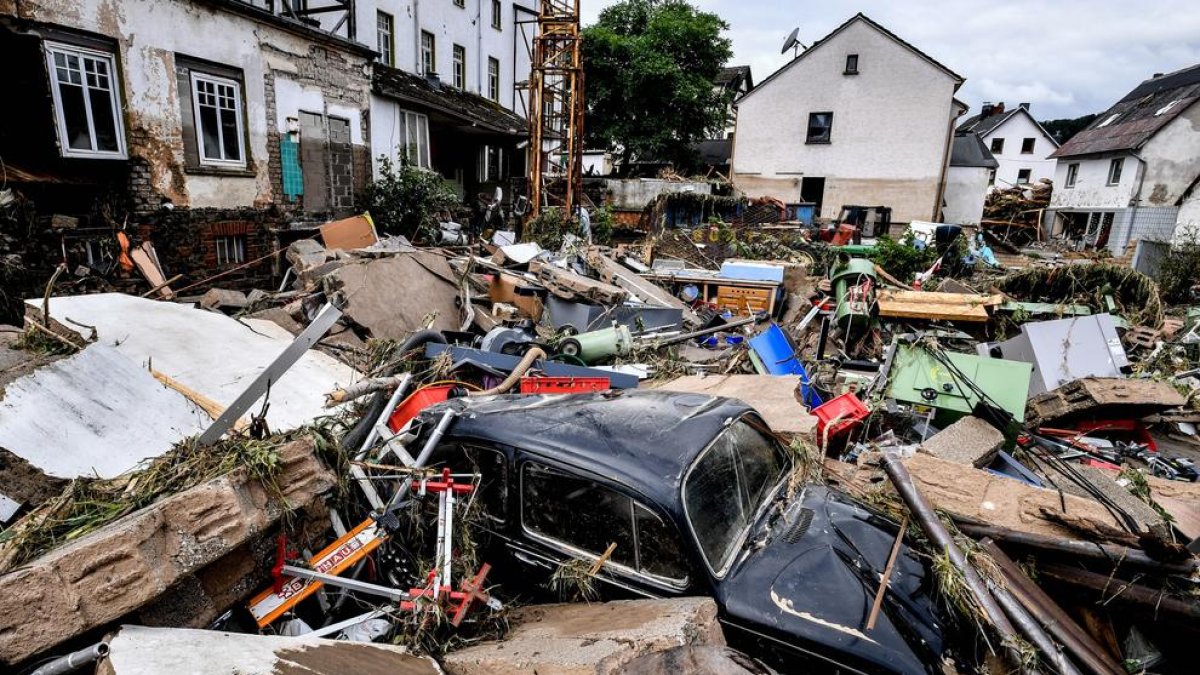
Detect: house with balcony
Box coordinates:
(1046, 63, 1200, 273)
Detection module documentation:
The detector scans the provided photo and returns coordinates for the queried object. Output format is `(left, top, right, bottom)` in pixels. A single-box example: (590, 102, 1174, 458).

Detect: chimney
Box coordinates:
(1152, 72, 1164, 79)
(981, 101, 994, 117)
(1019, 102, 1031, 111)
(992, 102, 1006, 116)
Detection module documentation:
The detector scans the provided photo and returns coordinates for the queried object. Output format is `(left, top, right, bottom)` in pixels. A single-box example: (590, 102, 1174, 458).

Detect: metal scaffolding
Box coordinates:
(527, 0, 584, 219)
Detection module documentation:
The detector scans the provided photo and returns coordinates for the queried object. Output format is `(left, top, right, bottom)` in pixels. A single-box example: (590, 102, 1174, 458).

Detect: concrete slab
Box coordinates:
(323, 252, 463, 336)
(0, 439, 334, 665)
(442, 598, 724, 675)
(0, 342, 209, 479)
(654, 374, 817, 439)
(25, 294, 360, 433)
(919, 415, 1005, 467)
(98, 625, 439, 675)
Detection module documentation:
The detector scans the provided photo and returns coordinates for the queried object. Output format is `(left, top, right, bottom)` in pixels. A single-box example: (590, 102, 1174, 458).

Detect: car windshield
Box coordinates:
(683, 417, 791, 575)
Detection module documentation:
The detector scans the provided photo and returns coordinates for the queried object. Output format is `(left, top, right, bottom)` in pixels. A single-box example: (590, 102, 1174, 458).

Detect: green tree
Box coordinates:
(357, 157, 459, 241)
(583, 0, 732, 174)
(1039, 113, 1099, 144)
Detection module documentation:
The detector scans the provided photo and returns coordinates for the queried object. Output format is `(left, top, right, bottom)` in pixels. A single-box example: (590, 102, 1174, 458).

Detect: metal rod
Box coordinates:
(644, 314, 757, 348)
(958, 522, 1198, 575)
(381, 410, 459, 515)
(305, 606, 394, 639)
(1039, 563, 1200, 620)
(991, 581, 1083, 675)
(31, 643, 110, 675)
(981, 539, 1126, 675)
(881, 453, 1026, 667)
(281, 565, 409, 602)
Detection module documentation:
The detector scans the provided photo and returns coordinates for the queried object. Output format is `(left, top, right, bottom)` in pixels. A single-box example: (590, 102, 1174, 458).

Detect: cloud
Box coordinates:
(581, 0, 1200, 119)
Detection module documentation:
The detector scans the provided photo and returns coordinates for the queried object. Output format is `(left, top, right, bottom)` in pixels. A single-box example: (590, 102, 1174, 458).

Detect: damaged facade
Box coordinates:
(1047, 63, 1200, 269)
(731, 13, 964, 223)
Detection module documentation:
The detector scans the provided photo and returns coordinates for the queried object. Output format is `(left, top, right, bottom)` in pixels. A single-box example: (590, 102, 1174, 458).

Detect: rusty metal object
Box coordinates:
(1039, 563, 1200, 621)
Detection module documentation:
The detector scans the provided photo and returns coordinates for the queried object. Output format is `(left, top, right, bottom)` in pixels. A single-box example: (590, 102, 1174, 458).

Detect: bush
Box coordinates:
(357, 157, 459, 240)
(1157, 227, 1200, 304)
(868, 234, 938, 282)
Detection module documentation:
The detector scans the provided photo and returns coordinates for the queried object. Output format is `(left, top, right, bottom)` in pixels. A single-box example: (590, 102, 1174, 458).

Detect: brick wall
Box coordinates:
(137, 207, 283, 291)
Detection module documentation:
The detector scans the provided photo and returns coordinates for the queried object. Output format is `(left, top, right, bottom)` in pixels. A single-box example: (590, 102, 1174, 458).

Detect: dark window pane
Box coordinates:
(634, 502, 686, 580)
(684, 439, 743, 569)
(730, 421, 788, 508)
(807, 112, 832, 143)
(523, 463, 635, 567)
(199, 105, 220, 159)
(89, 88, 119, 152)
(59, 84, 92, 150)
(465, 447, 508, 522)
(220, 108, 240, 160)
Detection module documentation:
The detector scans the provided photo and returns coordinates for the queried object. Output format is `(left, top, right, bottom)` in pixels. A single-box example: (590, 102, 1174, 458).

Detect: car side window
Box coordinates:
(522, 462, 687, 583)
(464, 446, 508, 524)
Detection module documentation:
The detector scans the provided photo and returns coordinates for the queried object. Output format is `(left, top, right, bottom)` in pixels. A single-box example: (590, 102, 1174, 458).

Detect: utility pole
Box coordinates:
(527, 0, 583, 219)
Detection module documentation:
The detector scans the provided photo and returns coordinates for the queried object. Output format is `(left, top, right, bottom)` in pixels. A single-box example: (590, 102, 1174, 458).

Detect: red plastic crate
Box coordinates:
(387, 383, 458, 432)
(813, 392, 870, 445)
(519, 376, 610, 394)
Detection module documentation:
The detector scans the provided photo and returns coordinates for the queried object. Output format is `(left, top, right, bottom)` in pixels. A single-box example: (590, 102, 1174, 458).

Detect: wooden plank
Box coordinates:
(877, 293, 990, 322)
(878, 290, 1002, 306)
(151, 369, 248, 431)
(130, 242, 175, 299)
(320, 213, 378, 250)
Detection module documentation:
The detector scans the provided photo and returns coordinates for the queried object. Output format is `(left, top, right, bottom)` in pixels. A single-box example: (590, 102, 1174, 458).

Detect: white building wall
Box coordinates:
(942, 166, 990, 226)
(1049, 153, 1139, 209)
(731, 19, 960, 223)
(1134, 101, 1200, 206)
(981, 111, 1057, 187)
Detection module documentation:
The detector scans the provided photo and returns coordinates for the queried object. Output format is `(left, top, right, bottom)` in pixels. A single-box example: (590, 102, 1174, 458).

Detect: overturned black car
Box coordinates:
(411, 390, 947, 674)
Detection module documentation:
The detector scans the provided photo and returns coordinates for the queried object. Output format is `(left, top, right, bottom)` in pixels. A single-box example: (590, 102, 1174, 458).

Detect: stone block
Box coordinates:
(0, 439, 334, 665)
(286, 239, 330, 272)
(199, 288, 249, 311)
(919, 415, 1005, 467)
(442, 598, 724, 675)
(97, 625, 440, 675)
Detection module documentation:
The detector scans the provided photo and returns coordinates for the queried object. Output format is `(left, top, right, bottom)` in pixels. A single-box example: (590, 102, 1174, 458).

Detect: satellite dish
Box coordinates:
(781, 27, 800, 55)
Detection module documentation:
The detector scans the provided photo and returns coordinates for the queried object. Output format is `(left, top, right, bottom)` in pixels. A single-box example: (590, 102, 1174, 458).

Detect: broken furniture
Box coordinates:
(640, 267, 782, 317)
(886, 341, 1031, 423)
(979, 313, 1131, 397)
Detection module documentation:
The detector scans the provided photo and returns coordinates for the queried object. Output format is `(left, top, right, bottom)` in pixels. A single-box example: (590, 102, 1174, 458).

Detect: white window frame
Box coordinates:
(44, 42, 127, 159)
(1107, 158, 1123, 186)
(479, 144, 504, 182)
(190, 72, 246, 168)
(452, 44, 466, 89)
(1065, 163, 1079, 188)
(421, 31, 436, 75)
(377, 11, 395, 67)
(396, 109, 431, 169)
(491, 0, 502, 30)
(487, 57, 500, 102)
(215, 235, 247, 265)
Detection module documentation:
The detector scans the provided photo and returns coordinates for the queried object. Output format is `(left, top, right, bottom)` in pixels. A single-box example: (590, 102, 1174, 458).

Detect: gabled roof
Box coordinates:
(739, 13, 963, 105)
(950, 132, 999, 168)
(715, 65, 754, 92)
(373, 66, 526, 136)
(1051, 63, 1200, 159)
(957, 105, 1060, 147)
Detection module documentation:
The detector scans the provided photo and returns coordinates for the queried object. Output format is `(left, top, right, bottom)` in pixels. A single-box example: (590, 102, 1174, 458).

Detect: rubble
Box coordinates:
(918, 415, 1006, 467)
(1027, 376, 1188, 425)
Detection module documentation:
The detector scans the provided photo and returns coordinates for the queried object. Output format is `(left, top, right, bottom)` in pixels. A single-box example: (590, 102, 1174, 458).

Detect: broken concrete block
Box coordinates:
(654, 374, 817, 440)
(96, 625, 440, 675)
(919, 415, 1005, 467)
(622, 645, 769, 675)
(199, 288, 248, 311)
(0, 439, 334, 665)
(286, 238, 330, 271)
(1078, 466, 1166, 534)
(324, 252, 464, 336)
(245, 288, 271, 307)
(442, 598, 724, 675)
(1027, 377, 1187, 425)
(898, 453, 1126, 540)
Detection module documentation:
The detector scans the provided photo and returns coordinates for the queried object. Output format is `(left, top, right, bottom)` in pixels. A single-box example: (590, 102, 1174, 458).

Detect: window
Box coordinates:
(45, 43, 126, 158)
(1107, 157, 1123, 185)
(215, 235, 246, 265)
(454, 0, 465, 7)
(491, 0, 501, 29)
(1021, 137, 1035, 154)
(522, 462, 687, 582)
(191, 72, 246, 166)
(452, 44, 466, 89)
(1066, 162, 1079, 188)
(806, 112, 832, 144)
(83, 239, 112, 266)
(988, 169, 996, 186)
(1017, 168, 1032, 184)
(683, 417, 789, 576)
(487, 57, 500, 101)
(844, 53, 859, 74)
(420, 30, 435, 75)
(394, 109, 431, 169)
(377, 11, 395, 67)
(479, 145, 505, 182)
(990, 137, 1004, 154)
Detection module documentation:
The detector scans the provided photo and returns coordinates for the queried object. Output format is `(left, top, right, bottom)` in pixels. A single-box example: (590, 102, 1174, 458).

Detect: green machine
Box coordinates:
(885, 342, 1031, 423)
(830, 256, 878, 333)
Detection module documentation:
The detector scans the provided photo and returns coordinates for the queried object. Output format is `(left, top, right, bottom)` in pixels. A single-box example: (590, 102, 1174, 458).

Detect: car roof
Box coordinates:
(423, 389, 758, 502)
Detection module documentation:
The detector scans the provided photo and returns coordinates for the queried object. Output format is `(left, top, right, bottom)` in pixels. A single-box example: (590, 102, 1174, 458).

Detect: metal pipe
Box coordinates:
(881, 453, 1027, 668)
(991, 582, 1082, 675)
(981, 539, 1126, 675)
(1039, 563, 1200, 620)
(31, 643, 110, 675)
(645, 315, 757, 348)
(958, 521, 1198, 575)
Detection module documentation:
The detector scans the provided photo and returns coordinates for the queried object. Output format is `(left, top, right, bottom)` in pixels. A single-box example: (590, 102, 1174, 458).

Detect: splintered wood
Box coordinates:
(876, 289, 1002, 322)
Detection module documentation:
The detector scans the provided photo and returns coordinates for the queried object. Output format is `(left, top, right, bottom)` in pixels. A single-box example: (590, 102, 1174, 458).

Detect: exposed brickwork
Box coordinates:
(136, 207, 282, 289)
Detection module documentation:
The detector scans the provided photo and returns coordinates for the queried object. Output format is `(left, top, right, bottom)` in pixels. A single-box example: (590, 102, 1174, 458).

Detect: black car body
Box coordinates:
(412, 390, 945, 674)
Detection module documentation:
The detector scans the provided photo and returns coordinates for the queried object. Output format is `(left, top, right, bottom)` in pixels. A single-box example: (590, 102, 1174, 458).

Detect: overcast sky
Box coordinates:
(581, 0, 1200, 120)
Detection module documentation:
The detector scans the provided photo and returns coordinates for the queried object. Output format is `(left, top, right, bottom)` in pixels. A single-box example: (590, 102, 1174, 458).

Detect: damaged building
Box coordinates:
(1046, 62, 1200, 270)
(730, 13, 965, 223)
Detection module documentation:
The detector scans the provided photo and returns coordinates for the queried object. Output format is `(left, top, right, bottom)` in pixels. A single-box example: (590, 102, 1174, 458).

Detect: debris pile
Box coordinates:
(982, 179, 1052, 247)
(2, 210, 1199, 675)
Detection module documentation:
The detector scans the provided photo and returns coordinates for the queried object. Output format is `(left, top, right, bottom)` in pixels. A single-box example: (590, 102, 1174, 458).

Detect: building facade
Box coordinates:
(1047, 64, 1200, 272)
(943, 132, 998, 226)
(957, 102, 1058, 188)
(731, 14, 964, 223)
